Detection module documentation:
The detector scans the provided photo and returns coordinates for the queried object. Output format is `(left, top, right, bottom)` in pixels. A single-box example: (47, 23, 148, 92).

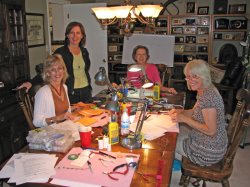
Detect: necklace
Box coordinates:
(50, 84, 62, 96)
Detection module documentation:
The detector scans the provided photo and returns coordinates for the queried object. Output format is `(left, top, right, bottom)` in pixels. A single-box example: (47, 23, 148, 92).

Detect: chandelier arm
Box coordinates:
(131, 7, 151, 25)
(100, 17, 118, 26)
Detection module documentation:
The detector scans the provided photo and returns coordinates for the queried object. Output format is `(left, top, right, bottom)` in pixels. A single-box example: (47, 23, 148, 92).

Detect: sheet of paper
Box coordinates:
(6, 154, 57, 185)
(129, 113, 179, 140)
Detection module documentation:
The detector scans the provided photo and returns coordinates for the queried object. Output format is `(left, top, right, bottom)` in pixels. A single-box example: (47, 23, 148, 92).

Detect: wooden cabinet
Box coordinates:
(211, 14, 248, 68)
(0, 0, 29, 164)
(169, 15, 211, 92)
(0, 0, 29, 87)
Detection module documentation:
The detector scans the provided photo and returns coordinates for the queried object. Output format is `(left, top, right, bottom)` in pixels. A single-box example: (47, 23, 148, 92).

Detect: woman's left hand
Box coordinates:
(167, 87, 177, 94)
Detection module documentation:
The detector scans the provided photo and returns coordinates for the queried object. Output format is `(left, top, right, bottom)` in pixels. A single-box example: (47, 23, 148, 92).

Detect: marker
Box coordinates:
(99, 151, 116, 159)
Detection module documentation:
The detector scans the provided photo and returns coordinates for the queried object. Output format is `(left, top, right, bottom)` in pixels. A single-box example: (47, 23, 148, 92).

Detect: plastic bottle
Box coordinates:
(120, 108, 130, 136)
(153, 83, 160, 101)
(108, 113, 119, 145)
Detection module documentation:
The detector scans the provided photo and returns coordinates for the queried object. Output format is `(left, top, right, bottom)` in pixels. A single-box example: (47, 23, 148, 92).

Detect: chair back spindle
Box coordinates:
(16, 88, 35, 130)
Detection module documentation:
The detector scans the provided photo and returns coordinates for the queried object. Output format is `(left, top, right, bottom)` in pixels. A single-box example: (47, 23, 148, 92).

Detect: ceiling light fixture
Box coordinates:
(91, 0, 163, 34)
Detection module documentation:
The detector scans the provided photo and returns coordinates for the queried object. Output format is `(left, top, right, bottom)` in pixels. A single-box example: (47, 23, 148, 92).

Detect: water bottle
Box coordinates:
(120, 108, 130, 136)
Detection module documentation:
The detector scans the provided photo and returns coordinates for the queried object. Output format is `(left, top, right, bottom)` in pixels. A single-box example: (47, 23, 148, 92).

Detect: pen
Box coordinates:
(81, 147, 97, 150)
(87, 160, 93, 173)
(99, 151, 116, 159)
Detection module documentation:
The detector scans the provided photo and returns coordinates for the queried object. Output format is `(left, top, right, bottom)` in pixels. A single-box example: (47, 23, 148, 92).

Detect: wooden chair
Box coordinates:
(155, 64, 172, 87)
(16, 88, 36, 130)
(179, 88, 250, 187)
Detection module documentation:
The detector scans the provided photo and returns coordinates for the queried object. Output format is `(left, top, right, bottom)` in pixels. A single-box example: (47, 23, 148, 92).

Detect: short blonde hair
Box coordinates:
(184, 59, 212, 90)
(42, 54, 68, 84)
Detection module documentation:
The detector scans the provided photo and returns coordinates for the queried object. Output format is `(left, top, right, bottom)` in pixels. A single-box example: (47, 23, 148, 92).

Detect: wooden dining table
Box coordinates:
(2, 92, 184, 187)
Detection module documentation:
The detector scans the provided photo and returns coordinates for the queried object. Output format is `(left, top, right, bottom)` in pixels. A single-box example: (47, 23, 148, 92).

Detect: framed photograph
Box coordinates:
(171, 27, 183, 34)
(198, 6, 209, 15)
(183, 27, 196, 34)
(108, 45, 118, 52)
(175, 36, 185, 43)
(186, 36, 196, 44)
(26, 13, 45, 48)
(197, 27, 209, 35)
(229, 4, 246, 14)
(186, 2, 196, 14)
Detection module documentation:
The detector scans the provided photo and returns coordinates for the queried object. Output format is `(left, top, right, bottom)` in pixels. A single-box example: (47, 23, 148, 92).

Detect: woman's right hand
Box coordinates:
(18, 82, 32, 92)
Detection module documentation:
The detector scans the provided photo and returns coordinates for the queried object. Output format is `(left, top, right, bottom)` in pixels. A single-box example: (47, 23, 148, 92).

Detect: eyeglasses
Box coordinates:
(50, 67, 64, 73)
(185, 74, 200, 81)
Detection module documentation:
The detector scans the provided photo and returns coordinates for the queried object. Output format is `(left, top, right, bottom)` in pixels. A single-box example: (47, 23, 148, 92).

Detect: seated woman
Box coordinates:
(33, 54, 75, 127)
(169, 59, 228, 166)
(127, 45, 177, 94)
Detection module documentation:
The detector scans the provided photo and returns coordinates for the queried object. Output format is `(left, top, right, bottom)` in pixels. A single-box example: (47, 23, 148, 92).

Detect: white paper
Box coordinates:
(2, 153, 58, 185)
(130, 113, 179, 140)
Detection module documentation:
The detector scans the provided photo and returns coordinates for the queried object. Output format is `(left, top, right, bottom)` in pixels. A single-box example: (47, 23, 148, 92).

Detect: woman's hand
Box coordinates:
(166, 87, 177, 94)
(55, 112, 76, 122)
(169, 108, 185, 123)
(18, 82, 32, 92)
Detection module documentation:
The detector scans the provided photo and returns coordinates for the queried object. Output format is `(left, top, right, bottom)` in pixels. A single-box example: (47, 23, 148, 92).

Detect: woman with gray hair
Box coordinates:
(169, 59, 228, 166)
(33, 54, 75, 127)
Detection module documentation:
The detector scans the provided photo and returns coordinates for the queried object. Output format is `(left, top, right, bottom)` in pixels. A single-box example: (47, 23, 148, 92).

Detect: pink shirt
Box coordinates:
(127, 63, 161, 88)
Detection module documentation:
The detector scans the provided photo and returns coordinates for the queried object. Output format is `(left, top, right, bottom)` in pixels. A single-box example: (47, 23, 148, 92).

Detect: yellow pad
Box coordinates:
(76, 117, 98, 126)
(78, 109, 104, 116)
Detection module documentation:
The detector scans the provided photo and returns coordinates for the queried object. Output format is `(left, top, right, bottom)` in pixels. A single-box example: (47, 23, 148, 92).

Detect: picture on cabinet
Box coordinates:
(186, 2, 196, 14)
(198, 6, 209, 15)
(185, 36, 196, 43)
(26, 13, 45, 47)
(228, 4, 246, 14)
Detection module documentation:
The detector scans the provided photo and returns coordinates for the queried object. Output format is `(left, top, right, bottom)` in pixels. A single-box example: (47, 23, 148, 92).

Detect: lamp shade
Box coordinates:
(110, 5, 133, 18)
(94, 67, 107, 85)
(91, 7, 115, 19)
(137, 5, 163, 18)
(105, 101, 120, 112)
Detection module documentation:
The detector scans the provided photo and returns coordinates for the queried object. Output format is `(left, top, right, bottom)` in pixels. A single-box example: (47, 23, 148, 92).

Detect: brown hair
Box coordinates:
(64, 21, 86, 47)
(42, 54, 68, 84)
(132, 45, 150, 62)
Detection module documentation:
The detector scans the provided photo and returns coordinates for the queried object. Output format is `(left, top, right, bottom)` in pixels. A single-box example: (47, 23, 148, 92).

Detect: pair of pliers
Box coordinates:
(103, 163, 129, 180)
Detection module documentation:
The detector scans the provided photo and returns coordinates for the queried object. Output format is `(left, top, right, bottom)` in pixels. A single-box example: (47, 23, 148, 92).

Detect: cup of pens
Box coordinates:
(79, 125, 92, 148)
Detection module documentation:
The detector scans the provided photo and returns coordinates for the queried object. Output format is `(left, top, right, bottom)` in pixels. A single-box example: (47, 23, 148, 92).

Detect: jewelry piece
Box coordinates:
(50, 84, 62, 96)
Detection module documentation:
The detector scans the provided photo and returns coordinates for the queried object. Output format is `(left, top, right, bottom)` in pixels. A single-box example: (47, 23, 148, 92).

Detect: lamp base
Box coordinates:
(120, 136, 142, 149)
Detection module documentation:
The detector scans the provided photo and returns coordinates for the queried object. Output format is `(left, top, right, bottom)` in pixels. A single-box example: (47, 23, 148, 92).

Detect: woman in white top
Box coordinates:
(33, 54, 75, 127)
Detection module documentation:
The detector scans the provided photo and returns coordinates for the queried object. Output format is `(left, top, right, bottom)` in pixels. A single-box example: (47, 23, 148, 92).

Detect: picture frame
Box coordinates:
(186, 2, 196, 14)
(198, 6, 209, 15)
(229, 4, 246, 14)
(108, 45, 118, 52)
(26, 13, 45, 48)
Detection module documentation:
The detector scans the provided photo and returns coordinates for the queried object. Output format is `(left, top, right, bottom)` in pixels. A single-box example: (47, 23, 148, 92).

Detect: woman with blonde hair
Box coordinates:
(33, 54, 75, 127)
(169, 59, 228, 166)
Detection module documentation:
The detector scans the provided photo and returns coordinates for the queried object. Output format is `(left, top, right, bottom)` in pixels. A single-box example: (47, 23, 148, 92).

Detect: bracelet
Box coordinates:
(50, 118, 54, 124)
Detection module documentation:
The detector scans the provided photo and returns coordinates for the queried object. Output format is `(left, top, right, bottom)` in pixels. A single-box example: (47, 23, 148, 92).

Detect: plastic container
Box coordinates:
(153, 83, 160, 101)
(108, 113, 119, 145)
(120, 108, 130, 136)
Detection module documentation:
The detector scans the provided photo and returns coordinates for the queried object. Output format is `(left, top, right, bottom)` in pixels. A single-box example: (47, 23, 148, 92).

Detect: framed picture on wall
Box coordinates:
(186, 2, 196, 14)
(198, 6, 209, 15)
(26, 13, 45, 47)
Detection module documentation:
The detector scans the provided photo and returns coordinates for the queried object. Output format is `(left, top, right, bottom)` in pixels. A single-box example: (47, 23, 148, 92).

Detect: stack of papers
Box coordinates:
(129, 112, 179, 140)
(0, 153, 58, 185)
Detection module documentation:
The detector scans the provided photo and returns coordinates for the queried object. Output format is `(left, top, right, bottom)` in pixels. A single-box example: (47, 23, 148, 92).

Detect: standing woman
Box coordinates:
(54, 21, 92, 103)
(33, 54, 75, 127)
